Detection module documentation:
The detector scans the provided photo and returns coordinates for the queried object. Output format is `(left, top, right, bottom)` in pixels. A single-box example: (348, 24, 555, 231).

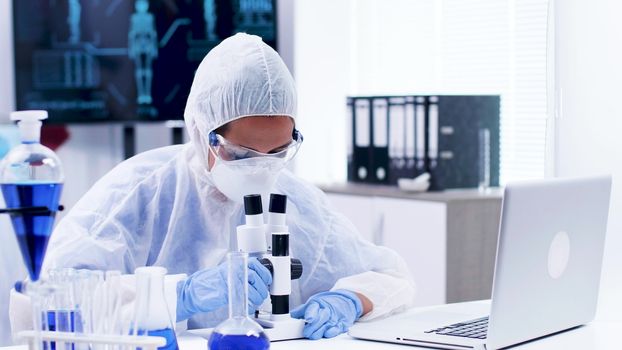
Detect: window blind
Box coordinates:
(440, 0, 549, 183)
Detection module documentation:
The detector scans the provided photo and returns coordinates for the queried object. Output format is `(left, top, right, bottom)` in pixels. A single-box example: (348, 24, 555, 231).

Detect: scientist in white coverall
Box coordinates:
(39, 33, 415, 339)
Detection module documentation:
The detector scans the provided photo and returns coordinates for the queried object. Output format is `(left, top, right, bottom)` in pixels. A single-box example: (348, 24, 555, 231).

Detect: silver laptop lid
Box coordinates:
(487, 176, 612, 349)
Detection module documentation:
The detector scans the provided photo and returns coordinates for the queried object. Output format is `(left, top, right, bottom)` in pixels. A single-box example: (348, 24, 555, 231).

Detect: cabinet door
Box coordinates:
(375, 197, 447, 306)
(325, 193, 377, 243)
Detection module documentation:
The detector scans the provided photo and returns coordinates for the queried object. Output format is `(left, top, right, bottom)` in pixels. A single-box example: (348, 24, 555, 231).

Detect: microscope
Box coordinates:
(236, 194, 305, 341)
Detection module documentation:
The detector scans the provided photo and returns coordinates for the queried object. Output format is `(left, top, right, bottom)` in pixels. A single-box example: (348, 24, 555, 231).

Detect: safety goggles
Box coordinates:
(208, 129, 303, 162)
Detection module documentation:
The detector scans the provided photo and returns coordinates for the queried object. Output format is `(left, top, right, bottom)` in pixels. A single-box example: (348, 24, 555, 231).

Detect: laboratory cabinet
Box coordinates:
(322, 183, 502, 306)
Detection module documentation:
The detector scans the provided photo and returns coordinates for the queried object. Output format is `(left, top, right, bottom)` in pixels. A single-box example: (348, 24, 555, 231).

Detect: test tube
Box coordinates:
(104, 271, 122, 338)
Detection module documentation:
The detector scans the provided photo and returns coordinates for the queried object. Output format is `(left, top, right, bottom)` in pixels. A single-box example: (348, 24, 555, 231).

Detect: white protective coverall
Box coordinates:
(39, 33, 416, 328)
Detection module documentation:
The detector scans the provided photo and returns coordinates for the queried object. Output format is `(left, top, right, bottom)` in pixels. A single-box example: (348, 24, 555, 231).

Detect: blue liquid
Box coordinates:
(44, 310, 78, 350)
(135, 328, 179, 350)
(1, 183, 63, 281)
(208, 332, 270, 350)
(46, 310, 79, 332)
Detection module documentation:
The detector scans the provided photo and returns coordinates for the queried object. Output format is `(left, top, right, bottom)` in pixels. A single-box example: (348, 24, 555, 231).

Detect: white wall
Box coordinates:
(292, 0, 352, 183)
(0, 0, 15, 117)
(293, 0, 549, 185)
(0, 1, 26, 345)
(293, 0, 444, 184)
(553, 0, 622, 321)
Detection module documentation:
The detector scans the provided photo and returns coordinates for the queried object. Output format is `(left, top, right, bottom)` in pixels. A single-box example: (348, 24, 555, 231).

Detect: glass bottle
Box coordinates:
(0, 110, 64, 350)
(0, 110, 64, 282)
(209, 252, 270, 350)
(133, 266, 179, 350)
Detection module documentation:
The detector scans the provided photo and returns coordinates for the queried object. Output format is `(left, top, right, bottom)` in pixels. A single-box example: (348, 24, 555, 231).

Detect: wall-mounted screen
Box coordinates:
(13, 0, 277, 123)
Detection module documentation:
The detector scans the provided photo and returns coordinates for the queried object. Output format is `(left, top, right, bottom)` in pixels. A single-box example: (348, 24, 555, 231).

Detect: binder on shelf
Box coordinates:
(388, 97, 409, 184)
(346, 97, 355, 181)
(351, 98, 372, 182)
(426, 95, 500, 191)
(414, 96, 427, 174)
(427, 96, 439, 172)
(346, 94, 500, 190)
(371, 98, 389, 183)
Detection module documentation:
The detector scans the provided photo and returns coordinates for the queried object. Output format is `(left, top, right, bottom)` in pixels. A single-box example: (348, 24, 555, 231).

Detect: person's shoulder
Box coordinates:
(277, 170, 322, 193)
(276, 170, 330, 207)
(108, 144, 184, 180)
(121, 144, 184, 168)
(75, 145, 187, 205)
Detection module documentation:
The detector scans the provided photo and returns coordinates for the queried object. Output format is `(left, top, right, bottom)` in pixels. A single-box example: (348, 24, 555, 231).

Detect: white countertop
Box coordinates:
(178, 321, 621, 350)
(5, 288, 620, 350)
(4, 320, 619, 350)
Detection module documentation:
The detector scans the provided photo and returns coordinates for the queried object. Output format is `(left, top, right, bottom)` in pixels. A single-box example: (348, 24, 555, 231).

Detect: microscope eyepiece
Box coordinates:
(269, 193, 287, 214)
(243, 194, 263, 215)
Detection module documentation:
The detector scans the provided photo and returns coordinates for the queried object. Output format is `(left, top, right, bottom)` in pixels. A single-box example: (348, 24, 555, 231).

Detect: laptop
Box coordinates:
(349, 176, 612, 350)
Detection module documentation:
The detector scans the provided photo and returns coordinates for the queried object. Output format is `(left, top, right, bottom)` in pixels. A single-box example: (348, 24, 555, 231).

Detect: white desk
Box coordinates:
(3, 320, 619, 350)
(177, 322, 621, 350)
(180, 292, 622, 350)
(4, 295, 621, 350)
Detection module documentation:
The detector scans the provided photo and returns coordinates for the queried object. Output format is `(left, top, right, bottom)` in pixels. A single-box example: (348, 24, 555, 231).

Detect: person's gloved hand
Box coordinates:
(176, 257, 272, 321)
(290, 289, 363, 340)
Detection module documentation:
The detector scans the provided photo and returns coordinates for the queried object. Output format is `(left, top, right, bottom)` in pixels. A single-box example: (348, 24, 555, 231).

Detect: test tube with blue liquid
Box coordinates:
(208, 252, 270, 350)
(44, 269, 80, 350)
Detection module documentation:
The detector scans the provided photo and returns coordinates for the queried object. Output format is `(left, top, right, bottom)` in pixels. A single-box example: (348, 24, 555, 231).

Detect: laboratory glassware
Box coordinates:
(0, 110, 64, 281)
(132, 266, 179, 350)
(208, 252, 270, 350)
(45, 268, 79, 350)
(0, 110, 64, 350)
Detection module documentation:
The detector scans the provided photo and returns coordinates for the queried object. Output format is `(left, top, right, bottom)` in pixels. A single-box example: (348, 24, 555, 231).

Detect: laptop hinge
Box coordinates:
(401, 338, 475, 349)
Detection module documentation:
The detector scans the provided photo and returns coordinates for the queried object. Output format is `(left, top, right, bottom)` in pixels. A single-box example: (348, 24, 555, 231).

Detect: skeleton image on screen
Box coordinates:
(128, 0, 158, 105)
(13, 0, 277, 123)
(67, 0, 81, 44)
(204, 0, 218, 42)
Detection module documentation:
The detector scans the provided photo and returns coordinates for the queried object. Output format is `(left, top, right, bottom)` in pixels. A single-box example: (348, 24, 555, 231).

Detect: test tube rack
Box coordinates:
(18, 330, 166, 350)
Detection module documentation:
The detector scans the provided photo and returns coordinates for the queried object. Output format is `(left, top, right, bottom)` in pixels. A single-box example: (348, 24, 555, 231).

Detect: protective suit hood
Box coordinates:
(184, 33, 297, 169)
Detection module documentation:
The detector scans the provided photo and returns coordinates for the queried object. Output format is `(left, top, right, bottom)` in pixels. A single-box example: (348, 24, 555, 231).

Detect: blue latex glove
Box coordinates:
(176, 257, 272, 321)
(290, 290, 363, 340)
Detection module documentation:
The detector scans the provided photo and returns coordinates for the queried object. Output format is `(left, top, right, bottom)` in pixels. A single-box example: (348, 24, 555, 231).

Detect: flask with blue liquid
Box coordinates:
(0, 110, 63, 282)
(133, 266, 179, 350)
(208, 252, 270, 350)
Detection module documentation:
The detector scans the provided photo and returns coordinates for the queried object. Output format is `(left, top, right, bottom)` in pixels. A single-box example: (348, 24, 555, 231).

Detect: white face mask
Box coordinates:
(209, 156, 286, 204)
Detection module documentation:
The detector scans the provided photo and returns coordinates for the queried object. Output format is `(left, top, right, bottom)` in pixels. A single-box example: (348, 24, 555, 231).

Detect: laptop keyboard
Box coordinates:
(425, 316, 489, 339)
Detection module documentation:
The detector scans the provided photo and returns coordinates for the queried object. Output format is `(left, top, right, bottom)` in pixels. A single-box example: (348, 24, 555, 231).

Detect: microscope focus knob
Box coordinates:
(259, 257, 303, 280)
(291, 258, 303, 280)
(259, 258, 273, 274)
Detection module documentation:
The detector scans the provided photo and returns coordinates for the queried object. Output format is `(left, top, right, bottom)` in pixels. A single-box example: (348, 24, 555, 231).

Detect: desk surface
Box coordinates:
(176, 321, 621, 350)
(170, 292, 622, 349)
(179, 296, 622, 349)
(3, 321, 619, 350)
(4, 294, 620, 350)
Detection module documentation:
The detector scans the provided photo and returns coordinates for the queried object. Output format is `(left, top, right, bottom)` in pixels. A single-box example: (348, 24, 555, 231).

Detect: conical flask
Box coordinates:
(133, 266, 179, 350)
(0, 110, 64, 281)
(209, 252, 270, 350)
